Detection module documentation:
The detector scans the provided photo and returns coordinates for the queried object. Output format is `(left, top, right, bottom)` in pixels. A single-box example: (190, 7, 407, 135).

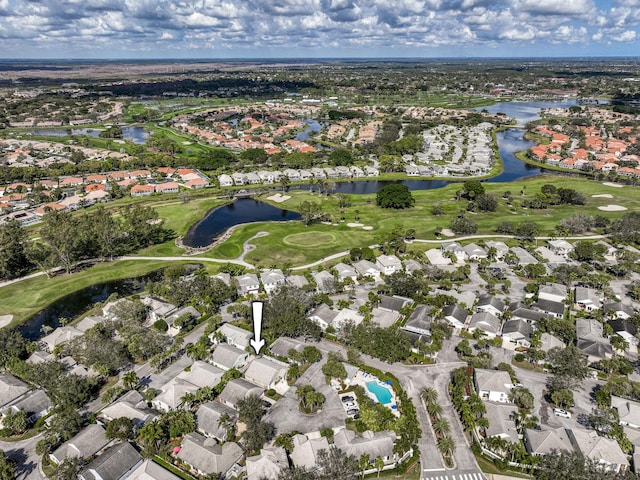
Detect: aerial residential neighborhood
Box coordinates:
(2, 56, 640, 480)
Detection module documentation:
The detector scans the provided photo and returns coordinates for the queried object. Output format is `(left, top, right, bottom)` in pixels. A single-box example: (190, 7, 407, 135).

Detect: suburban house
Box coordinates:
(313, 270, 336, 293)
(125, 459, 182, 479)
(0, 374, 30, 408)
(468, 312, 502, 339)
(548, 239, 574, 256)
(215, 324, 253, 350)
(178, 361, 224, 389)
(524, 427, 573, 456)
(576, 318, 614, 363)
(142, 296, 177, 321)
(463, 243, 488, 261)
(211, 344, 250, 371)
(290, 433, 331, 470)
(236, 274, 260, 296)
(39, 326, 84, 353)
(441, 242, 466, 263)
(217, 378, 263, 409)
(404, 305, 433, 336)
(538, 283, 568, 303)
(333, 429, 399, 466)
(177, 432, 243, 478)
(379, 295, 414, 313)
(425, 248, 452, 266)
(607, 318, 638, 346)
(404, 259, 423, 274)
(510, 247, 538, 266)
(501, 319, 533, 348)
(99, 390, 155, 426)
(331, 308, 365, 331)
(196, 401, 238, 441)
(474, 369, 512, 403)
(443, 304, 469, 329)
(568, 428, 629, 473)
(260, 269, 286, 294)
(246, 446, 288, 480)
(484, 404, 519, 443)
(476, 294, 506, 317)
(333, 263, 358, 283)
(532, 298, 565, 319)
(286, 274, 309, 289)
(604, 301, 635, 320)
(218, 174, 233, 187)
(574, 287, 602, 312)
(308, 304, 339, 330)
(50, 424, 110, 465)
(78, 442, 142, 480)
(152, 378, 199, 412)
(165, 306, 201, 336)
(1, 389, 52, 426)
(353, 260, 382, 279)
(485, 241, 509, 259)
(375, 255, 402, 275)
(612, 396, 640, 430)
(243, 356, 289, 393)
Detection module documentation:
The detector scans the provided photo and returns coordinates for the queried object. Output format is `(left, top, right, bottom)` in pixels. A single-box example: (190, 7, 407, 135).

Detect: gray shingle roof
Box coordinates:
(177, 432, 243, 475)
(79, 442, 142, 480)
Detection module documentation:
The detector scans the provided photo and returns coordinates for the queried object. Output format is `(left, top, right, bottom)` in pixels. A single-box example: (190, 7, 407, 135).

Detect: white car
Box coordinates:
(344, 402, 357, 409)
(553, 408, 571, 418)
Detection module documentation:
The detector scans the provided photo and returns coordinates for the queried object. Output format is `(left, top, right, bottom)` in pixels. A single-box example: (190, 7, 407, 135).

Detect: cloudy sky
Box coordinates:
(0, 0, 638, 58)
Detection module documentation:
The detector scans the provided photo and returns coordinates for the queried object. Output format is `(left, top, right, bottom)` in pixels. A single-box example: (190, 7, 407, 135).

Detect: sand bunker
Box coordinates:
(603, 182, 623, 188)
(362, 226, 374, 230)
(267, 193, 291, 203)
(598, 204, 628, 211)
(592, 194, 614, 198)
(440, 228, 455, 237)
(0, 315, 13, 328)
(347, 223, 364, 227)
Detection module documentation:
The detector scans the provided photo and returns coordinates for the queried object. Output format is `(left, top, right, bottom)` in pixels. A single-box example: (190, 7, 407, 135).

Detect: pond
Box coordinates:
(295, 120, 323, 141)
(18, 272, 160, 341)
(28, 126, 148, 144)
(182, 198, 302, 248)
(475, 99, 579, 126)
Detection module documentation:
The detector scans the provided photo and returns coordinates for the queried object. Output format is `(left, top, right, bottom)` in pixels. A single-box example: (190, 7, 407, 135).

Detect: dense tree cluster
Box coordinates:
(376, 184, 415, 209)
(237, 395, 275, 453)
(28, 206, 169, 276)
(0, 219, 31, 280)
(263, 286, 321, 341)
(342, 323, 412, 362)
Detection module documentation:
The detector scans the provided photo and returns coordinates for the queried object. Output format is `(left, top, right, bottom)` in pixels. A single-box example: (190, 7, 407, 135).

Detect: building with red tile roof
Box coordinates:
(130, 184, 155, 196)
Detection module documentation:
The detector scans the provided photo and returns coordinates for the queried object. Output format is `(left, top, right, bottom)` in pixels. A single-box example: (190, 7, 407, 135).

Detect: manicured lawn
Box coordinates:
(1, 260, 197, 327)
(201, 175, 637, 267)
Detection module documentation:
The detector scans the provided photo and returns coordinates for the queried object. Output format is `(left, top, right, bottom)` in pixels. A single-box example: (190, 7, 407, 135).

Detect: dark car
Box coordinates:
(341, 396, 354, 403)
(346, 408, 359, 416)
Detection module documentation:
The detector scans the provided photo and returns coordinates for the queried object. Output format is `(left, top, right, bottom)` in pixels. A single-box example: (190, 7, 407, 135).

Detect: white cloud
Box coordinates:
(612, 29, 637, 41)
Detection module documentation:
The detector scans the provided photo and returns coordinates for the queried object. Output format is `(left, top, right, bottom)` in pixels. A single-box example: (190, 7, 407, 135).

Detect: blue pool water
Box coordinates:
(366, 381, 393, 404)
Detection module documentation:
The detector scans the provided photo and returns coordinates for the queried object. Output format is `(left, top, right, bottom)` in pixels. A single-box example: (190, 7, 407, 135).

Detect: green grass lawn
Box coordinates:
(1, 260, 200, 327)
(201, 175, 635, 267)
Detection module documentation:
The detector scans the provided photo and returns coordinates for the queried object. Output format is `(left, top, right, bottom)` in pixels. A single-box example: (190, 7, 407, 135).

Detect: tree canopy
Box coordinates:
(376, 184, 415, 209)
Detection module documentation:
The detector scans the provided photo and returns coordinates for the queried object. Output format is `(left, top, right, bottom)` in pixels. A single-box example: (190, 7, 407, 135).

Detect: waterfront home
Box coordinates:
(218, 174, 233, 187)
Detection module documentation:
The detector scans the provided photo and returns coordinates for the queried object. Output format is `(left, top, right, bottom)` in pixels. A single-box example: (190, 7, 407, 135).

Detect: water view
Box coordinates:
(29, 126, 148, 144)
(182, 198, 301, 248)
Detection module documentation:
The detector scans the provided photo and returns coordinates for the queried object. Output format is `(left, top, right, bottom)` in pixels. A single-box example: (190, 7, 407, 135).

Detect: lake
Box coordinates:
(29, 126, 149, 144)
(184, 100, 577, 247)
(182, 198, 302, 248)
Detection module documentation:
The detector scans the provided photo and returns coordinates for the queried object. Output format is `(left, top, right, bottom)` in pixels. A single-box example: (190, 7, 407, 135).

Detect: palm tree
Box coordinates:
(432, 417, 451, 437)
(217, 412, 236, 441)
(426, 402, 443, 419)
(358, 453, 370, 479)
(438, 435, 456, 458)
(122, 370, 139, 391)
(374, 456, 384, 478)
(136, 420, 165, 456)
(421, 387, 438, 406)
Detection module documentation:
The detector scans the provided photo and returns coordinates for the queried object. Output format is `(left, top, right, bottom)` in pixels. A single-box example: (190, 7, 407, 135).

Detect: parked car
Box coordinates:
(341, 396, 354, 403)
(553, 408, 571, 418)
(346, 409, 359, 416)
(344, 402, 357, 408)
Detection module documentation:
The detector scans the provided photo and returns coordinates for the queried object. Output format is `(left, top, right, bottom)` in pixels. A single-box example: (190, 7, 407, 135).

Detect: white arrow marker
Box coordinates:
(250, 301, 265, 355)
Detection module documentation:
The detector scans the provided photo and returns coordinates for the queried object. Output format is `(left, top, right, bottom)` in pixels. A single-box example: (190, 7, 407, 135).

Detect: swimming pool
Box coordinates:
(366, 381, 393, 404)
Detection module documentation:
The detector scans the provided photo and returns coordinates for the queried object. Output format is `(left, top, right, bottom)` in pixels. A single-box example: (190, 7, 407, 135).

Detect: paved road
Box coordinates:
(0, 435, 44, 480)
(422, 470, 486, 480)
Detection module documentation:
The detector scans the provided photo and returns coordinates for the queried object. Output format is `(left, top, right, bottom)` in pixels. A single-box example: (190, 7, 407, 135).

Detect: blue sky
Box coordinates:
(0, 0, 638, 58)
